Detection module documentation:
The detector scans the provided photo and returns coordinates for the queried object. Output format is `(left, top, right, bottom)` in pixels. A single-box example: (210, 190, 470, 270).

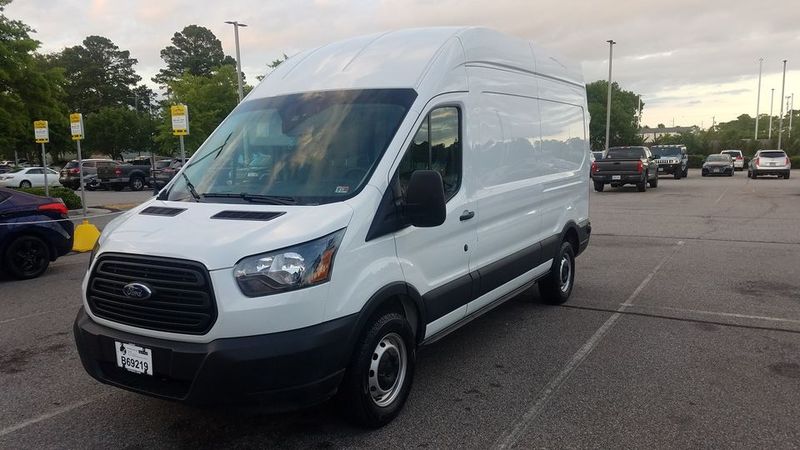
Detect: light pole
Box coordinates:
(777, 59, 787, 150)
(768, 88, 775, 140)
(225, 20, 248, 102)
(754, 58, 763, 140)
(604, 39, 616, 152)
(790, 93, 794, 140)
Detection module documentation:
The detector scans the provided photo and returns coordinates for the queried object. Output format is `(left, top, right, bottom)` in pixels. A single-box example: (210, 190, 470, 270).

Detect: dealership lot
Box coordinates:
(2, 170, 799, 448)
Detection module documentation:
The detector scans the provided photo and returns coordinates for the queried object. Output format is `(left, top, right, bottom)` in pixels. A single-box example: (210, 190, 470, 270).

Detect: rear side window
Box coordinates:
(28, 168, 43, 174)
(397, 106, 461, 201)
(760, 151, 786, 158)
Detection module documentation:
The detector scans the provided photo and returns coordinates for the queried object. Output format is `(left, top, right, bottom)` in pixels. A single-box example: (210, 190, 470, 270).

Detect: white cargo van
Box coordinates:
(74, 27, 591, 427)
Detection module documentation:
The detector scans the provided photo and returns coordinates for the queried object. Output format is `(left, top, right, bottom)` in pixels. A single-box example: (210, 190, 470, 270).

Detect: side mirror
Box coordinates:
(404, 170, 446, 227)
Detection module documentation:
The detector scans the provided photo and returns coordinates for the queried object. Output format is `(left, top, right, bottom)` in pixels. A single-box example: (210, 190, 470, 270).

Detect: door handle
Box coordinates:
(460, 210, 475, 221)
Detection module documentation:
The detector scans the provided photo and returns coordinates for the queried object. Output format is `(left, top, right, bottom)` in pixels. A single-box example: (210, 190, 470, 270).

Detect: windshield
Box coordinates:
(166, 89, 416, 205)
(606, 148, 645, 159)
(651, 146, 682, 157)
(64, 161, 79, 169)
(760, 151, 786, 159)
(706, 155, 730, 162)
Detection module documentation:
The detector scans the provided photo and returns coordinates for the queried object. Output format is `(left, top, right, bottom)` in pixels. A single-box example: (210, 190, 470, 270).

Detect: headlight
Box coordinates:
(233, 229, 346, 297)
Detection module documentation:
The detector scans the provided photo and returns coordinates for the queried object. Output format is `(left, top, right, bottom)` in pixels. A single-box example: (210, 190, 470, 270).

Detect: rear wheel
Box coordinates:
(593, 181, 604, 192)
(339, 311, 415, 428)
(649, 174, 659, 188)
(751, 171, 758, 179)
(784, 172, 791, 179)
(3, 235, 51, 279)
(539, 241, 576, 305)
(637, 175, 647, 192)
(19, 180, 32, 188)
(129, 176, 145, 191)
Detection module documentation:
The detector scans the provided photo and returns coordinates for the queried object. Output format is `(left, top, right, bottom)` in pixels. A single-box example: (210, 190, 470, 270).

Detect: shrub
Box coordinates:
(16, 186, 83, 210)
(688, 154, 706, 168)
(791, 156, 800, 168)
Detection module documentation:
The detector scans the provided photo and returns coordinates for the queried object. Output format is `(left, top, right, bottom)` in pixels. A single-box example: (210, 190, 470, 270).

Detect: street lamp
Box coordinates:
(777, 59, 787, 150)
(225, 20, 248, 102)
(604, 39, 616, 152)
(754, 58, 763, 140)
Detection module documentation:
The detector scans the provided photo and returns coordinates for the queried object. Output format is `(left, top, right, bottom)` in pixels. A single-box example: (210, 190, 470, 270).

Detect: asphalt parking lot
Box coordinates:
(2, 169, 799, 448)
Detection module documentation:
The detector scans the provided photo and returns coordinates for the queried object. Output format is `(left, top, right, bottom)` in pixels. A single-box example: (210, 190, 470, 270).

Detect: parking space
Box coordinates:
(1, 169, 799, 448)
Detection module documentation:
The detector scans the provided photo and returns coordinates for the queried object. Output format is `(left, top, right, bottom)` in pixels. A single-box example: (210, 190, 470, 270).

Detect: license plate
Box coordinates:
(115, 341, 153, 375)
(658, 167, 664, 172)
(612, 175, 621, 180)
(714, 168, 720, 173)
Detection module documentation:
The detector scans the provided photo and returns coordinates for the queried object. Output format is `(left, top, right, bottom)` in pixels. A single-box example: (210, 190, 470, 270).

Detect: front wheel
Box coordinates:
(19, 180, 32, 188)
(673, 170, 682, 180)
(339, 311, 416, 428)
(3, 235, 51, 279)
(539, 241, 576, 304)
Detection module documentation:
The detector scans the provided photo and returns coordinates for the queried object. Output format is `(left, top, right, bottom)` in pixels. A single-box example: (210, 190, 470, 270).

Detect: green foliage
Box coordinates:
(791, 156, 800, 168)
(257, 53, 289, 82)
(153, 25, 236, 86)
(687, 155, 706, 168)
(586, 81, 644, 150)
(51, 35, 141, 114)
(84, 106, 155, 160)
(156, 65, 239, 155)
(0, 1, 68, 163)
(17, 186, 82, 209)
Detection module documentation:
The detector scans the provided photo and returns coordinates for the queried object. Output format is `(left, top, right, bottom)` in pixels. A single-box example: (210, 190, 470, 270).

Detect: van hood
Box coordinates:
(97, 200, 354, 270)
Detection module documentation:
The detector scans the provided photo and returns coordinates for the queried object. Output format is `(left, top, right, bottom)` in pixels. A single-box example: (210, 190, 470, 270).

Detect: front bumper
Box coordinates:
(702, 166, 734, 176)
(73, 307, 356, 410)
(656, 163, 681, 174)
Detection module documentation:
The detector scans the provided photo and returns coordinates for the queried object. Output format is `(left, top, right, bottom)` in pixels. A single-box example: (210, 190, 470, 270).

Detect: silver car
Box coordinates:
(748, 150, 791, 179)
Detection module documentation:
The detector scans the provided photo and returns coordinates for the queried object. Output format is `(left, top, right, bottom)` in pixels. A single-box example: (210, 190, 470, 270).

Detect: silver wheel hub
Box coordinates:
(368, 332, 407, 407)
(559, 255, 572, 293)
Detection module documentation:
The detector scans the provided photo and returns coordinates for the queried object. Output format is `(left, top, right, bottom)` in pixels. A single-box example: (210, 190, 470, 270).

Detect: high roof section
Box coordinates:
(248, 27, 583, 100)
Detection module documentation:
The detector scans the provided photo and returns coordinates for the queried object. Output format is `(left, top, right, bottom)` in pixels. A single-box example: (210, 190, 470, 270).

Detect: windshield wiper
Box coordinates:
(182, 173, 201, 202)
(202, 192, 297, 205)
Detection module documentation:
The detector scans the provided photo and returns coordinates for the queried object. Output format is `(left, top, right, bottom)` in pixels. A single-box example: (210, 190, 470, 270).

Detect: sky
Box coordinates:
(7, 0, 800, 128)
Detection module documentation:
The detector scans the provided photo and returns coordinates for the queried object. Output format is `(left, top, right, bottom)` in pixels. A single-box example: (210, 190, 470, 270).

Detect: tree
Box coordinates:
(0, 0, 68, 163)
(53, 35, 141, 114)
(586, 81, 644, 150)
(257, 53, 289, 81)
(155, 65, 239, 155)
(84, 106, 144, 160)
(153, 25, 235, 86)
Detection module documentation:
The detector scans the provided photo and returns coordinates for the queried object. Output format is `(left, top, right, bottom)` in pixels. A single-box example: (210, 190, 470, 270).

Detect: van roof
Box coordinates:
(249, 27, 582, 100)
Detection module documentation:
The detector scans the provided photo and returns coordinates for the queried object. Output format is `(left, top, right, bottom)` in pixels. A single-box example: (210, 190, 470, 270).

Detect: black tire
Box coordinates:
(751, 171, 757, 179)
(785, 172, 790, 179)
(339, 311, 415, 428)
(19, 180, 32, 188)
(673, 170, 681, 180)
(649, 174, 659, 188)
(728, 171, 734, 177)
(683, 167, 689, 177)
(637, 175, 647, 192)
(129, 176, 145, 191)
(538, 241, 576, 305)
(3, 235, 51, 280)
(593, 181, 604, 192)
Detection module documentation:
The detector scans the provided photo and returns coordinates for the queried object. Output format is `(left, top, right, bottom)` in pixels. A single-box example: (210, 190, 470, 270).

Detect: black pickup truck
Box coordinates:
(97, 161, 152, 191)
(591, 146, 659, 192)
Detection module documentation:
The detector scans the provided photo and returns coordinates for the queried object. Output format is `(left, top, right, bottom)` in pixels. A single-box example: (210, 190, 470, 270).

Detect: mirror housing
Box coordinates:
(404, 170, 446, 227)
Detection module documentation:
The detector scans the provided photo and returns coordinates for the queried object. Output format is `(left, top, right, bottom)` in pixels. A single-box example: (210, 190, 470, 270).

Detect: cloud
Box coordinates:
(5, 0, 799, 126)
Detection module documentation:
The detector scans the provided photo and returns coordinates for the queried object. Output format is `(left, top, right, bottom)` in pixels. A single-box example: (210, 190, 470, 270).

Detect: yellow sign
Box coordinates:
(171, 104, 189, 136)
(70, 113, 84, 140)
(34, 120, 49, 143)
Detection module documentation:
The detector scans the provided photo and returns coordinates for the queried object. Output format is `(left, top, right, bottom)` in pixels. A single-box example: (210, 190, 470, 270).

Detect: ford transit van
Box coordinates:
(74, 27, 591, 427)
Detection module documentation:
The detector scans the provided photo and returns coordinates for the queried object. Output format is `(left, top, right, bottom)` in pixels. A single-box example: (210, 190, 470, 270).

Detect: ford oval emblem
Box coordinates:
(122, 282, 153, 300)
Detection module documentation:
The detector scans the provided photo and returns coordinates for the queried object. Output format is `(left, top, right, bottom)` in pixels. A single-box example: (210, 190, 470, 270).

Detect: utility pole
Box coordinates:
(789, 93, 794, 140)
(604, 39, 615, 152)
(768, 88, 775, 140)
(777, 60, 787, 150)
(225, 21, 248, 102)
(755, 57, 763, 140)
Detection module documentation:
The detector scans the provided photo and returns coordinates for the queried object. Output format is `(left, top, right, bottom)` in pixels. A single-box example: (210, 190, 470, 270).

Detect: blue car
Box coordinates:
(0, 188, 74, 279)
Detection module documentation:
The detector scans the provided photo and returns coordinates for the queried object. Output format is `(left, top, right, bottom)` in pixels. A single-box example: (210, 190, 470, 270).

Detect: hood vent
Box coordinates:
(140, 206, 187, 217)
(211, 210, 285, 221)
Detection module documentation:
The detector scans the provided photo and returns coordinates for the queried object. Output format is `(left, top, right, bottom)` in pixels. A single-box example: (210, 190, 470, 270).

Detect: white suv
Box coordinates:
(73, 28, 592, 427)
(749, 150, 791, 179)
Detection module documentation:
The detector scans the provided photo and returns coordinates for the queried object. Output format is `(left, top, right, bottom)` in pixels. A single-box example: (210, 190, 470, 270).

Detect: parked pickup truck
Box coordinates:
(591, 146, 659, 192)
(97, 162, 151, 191)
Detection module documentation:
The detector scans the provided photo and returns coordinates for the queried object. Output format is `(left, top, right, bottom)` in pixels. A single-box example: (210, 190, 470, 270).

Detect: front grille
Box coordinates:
(87, 253, 217, 334)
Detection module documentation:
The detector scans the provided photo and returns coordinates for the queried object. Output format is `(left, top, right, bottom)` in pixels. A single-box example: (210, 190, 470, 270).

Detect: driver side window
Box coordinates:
(397, 106, 461, 201)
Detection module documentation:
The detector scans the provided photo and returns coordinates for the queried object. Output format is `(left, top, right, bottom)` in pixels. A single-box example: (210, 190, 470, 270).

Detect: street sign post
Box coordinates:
(33, 120, 50, 196)
(171, 104, 189, 164)
(70, 113, 87, 217)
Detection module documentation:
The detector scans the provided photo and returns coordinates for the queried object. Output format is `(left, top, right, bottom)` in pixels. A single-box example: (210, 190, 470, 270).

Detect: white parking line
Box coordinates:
(714, 186, 731, 205)
(494, 241, 685, 449)
(0, 395, 104, 438)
